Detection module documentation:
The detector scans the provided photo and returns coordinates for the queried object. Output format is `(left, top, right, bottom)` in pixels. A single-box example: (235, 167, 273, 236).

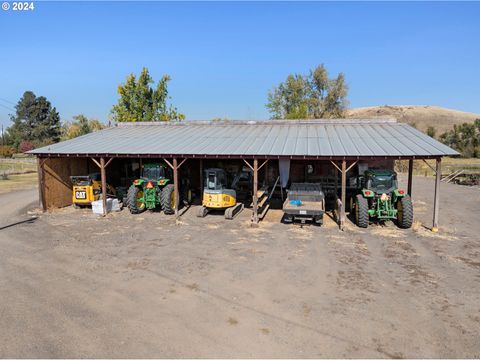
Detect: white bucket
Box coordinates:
(91, 198, 122, 215)
(91, 200, 107, 214)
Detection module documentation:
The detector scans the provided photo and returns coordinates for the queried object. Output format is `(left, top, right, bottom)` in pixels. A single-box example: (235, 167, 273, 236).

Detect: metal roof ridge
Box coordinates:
(115, 118, 398, 127)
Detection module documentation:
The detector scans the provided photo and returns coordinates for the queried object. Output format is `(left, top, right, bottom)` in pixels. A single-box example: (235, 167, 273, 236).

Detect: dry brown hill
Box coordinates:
(347, 105, 480, 135)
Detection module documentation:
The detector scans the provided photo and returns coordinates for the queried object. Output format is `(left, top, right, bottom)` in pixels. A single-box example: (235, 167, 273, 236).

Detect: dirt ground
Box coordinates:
(0, 175, 479, 358)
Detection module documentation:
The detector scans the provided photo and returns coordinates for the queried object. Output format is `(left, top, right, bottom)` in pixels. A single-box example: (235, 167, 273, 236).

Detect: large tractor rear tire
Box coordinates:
(355, 194, 369, 228)
(127, 185, 146, 214)
(161, 184, 175, 215)
(397, 195, 413, 229)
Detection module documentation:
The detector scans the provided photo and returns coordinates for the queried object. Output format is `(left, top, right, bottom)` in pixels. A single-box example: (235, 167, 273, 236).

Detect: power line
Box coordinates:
(0, 97, 15, 106)
(0, 103, 14, 112)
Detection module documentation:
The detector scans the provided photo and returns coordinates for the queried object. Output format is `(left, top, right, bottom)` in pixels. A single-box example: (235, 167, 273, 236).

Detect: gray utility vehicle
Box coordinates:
(282, 183, 325, 225)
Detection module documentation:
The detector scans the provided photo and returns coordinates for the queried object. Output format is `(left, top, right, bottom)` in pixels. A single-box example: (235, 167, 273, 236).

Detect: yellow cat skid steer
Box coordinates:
(70, 173, 116, 207)
(197, 168, 244, 219)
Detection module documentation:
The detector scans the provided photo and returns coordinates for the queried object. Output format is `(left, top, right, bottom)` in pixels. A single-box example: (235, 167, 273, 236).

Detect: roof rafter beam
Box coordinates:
(257, 159, 268, 171)
(243, 159, 254, 171)
(104, 157, 114, 168)
(163, 158, 174, 169)
(346, 160, 358, 173)
(163, 158, 187, 169)
(331, 160, 358, 173)
(91, 157, 101, 169)
(177, 158, 188, 169)
(330, 161, 341, 172)
(422, 159, 438, 174)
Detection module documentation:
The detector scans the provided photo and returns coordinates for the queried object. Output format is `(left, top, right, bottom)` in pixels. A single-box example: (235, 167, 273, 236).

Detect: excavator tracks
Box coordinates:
(224, 203, 244, 220)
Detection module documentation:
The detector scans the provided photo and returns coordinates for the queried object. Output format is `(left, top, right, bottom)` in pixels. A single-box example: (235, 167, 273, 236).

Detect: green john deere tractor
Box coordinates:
(351, 169, 413, 229)
(126, 163, 183, 215)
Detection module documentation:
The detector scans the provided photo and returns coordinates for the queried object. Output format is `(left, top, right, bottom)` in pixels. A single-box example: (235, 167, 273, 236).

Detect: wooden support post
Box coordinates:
(265, 160, 269, 185)
(407, 159, 413, 197)
(432, 158, 441, 232)
(340, 160, 347, 230)
(334, 166, 338, 197)
(199, 159, 204, 193)
(100, 157, 107, 216)
(334, 163, 338, 222)
(37, 157, 46, 211)
(173, 158, 179, 219)
(252, 158, 259, 224)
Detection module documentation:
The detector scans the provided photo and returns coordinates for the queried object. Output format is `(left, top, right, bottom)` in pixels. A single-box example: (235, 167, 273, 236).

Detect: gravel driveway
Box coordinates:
(0, 176, 479, 358)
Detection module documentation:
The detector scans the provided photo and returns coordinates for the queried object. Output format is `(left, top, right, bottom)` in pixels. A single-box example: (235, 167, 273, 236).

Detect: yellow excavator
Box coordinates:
(197, 168, 246, 219)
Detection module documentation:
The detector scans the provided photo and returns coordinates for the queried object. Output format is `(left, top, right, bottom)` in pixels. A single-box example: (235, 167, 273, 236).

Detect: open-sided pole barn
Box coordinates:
(30, 119, 457, 230)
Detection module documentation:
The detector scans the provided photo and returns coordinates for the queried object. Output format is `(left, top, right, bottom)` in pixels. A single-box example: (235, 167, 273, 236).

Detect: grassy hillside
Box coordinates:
(396, 157, 480, 176)
(347, 105, 480, 134)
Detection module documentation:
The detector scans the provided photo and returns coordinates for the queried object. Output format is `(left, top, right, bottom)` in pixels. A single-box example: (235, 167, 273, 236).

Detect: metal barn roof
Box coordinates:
(30, 119, 458, 159)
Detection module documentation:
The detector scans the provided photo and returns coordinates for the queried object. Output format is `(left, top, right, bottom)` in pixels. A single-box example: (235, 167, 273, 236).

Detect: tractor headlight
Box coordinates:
(380, 193, 389, 201)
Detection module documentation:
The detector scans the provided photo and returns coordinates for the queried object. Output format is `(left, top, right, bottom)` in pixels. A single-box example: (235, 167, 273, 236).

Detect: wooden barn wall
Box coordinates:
(200, 158, 397, 187)
(267, 159, 395, 185)
(41, 156, 395, 208)
(44, 157, 90, 209)
(181, 159, 201, 193)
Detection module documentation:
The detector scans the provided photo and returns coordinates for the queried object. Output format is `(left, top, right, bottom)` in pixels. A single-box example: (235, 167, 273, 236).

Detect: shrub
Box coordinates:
(0, 145, 15, 158)
(19, 140, 35, 153)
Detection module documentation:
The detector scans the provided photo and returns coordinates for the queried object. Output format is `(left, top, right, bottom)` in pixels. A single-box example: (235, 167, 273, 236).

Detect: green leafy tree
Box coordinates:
(62, 114, 104, 140)
(7, 91, 61, 150)
(111, 67, 185, 122)
(266, 64, 348, 119)
(439, 119, 480, 158)
(426, 126, 436, 138)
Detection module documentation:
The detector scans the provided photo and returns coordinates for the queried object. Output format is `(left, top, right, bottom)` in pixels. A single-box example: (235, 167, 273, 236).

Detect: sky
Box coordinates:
(0, 1, 479, 127)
